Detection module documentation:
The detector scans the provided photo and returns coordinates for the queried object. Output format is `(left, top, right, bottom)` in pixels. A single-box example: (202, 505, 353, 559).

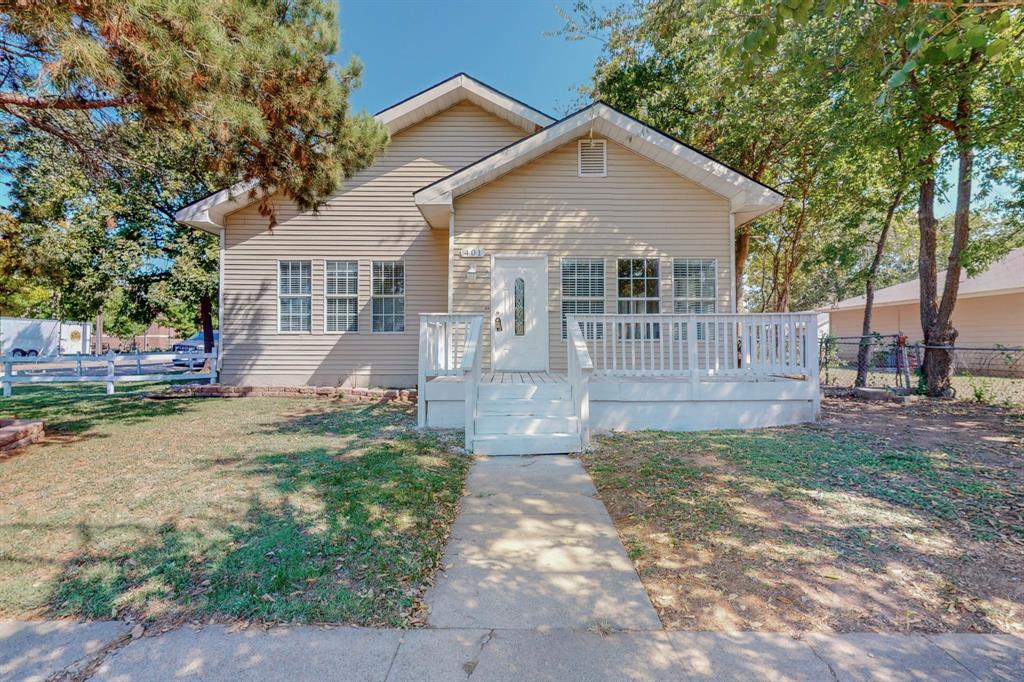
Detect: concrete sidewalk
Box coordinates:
(423, 455, 660, 630)
(2, 620, 1022, 681)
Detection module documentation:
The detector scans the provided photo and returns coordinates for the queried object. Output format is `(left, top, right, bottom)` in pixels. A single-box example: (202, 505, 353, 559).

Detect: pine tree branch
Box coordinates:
(0, 92, 134, 110)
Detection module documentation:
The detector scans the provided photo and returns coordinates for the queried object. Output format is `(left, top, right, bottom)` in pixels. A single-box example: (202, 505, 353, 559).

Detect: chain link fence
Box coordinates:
(820, 335, 1024, 406)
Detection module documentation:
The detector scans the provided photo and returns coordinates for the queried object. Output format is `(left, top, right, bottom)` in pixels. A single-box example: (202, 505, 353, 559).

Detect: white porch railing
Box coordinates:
(417, 313, 479, 377)
(417, 313, 483, 428)
(570, 313, 819, 381)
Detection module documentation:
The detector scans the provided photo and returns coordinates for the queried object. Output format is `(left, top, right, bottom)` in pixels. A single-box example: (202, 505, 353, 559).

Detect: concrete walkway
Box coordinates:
(3, 455, 1022, 680)
(423, 455, 661, 630)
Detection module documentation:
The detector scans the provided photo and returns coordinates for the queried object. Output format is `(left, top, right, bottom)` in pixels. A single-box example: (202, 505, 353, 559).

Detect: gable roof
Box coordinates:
(827, 247, 1024, 311)
(412, 101, 784, 229)
(375, 73, 554, 135)
(174, 73, 553, 233)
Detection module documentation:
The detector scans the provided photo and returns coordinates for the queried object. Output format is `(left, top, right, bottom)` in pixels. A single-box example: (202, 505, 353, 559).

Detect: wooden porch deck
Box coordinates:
(428, 371, 568, 385)
(427, 370, 802, 386)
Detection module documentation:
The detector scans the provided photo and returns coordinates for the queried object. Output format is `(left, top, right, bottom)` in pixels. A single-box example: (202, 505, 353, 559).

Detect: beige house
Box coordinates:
(176, 74, 821, 454)
(827, 248, 1024, 374)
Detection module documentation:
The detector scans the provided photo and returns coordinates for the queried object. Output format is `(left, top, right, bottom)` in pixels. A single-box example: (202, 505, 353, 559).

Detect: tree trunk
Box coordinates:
(94, 310, 104, 355)
(200, 293, 214, 354)
(734, 228, 750, 312)
(856, 189, 904, 387)
(918, 145, 971, 397)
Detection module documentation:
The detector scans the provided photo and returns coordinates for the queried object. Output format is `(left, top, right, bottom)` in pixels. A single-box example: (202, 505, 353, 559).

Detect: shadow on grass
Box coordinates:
(0, 383, 196, 441)
(586, 426, 1024, 633)
(20, 400, 467, 626)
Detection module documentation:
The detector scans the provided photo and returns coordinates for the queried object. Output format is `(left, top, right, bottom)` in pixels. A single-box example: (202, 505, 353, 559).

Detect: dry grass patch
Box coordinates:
(582, 397, 1023, 634)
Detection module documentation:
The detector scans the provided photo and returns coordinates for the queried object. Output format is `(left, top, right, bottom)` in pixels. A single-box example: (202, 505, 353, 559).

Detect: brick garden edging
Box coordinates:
(157, 384, 417, 404)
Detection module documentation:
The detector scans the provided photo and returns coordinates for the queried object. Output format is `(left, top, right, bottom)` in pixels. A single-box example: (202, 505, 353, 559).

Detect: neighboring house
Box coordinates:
(826, 247, 1024, 376)
(103, 323, 182, 352)
(175, 74, 821, 454)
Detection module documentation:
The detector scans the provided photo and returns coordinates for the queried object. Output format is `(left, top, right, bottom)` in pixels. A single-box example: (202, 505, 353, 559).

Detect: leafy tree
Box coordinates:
(5, 127, 217, 351)
(725, 1, 1024, 394)
(149, 230, 220, 349)
(6, 131, 147, 350)
(103, 288, 148, 348)
(1, 0, 388, 216)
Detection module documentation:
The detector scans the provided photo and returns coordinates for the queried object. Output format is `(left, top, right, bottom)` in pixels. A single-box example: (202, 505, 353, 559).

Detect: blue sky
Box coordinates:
(336, 0, 603, 117)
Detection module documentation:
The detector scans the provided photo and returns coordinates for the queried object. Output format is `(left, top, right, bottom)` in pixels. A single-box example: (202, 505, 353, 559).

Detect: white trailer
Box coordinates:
(0, 317, 92, 356)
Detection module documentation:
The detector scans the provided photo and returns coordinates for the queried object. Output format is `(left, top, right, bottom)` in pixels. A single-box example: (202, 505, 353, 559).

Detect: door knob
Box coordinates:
(495, 316, 503, 332)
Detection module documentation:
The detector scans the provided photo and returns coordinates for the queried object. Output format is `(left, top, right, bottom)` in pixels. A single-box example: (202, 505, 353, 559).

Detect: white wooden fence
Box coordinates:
(1, 347, 218, 397)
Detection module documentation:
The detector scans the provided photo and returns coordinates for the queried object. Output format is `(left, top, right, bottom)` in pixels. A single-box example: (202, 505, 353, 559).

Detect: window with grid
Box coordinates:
(561, 257, 605, 339)
(673, 258, 717, 340)
(371, 260, 405, 333)
(617, 258, 660, 339)
(278, 260, 311, 332)
(325, 260, 358, 333)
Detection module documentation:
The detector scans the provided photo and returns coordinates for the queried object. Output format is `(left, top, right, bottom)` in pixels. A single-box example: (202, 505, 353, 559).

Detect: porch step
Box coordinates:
(478, 384, 571, 401)
(475, 415, 579, 435)
(477, 399, 574, 416)
(470, 380, 579, 455)
(472, 433, 583, 456)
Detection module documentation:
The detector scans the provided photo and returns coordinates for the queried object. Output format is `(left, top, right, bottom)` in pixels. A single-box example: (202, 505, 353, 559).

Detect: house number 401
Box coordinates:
(460, 248, 486, 257)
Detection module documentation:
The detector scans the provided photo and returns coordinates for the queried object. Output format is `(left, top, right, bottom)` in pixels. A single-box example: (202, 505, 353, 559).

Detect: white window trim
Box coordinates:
(674, 257, 718, 341)
(616, 257, 661, 315)
(324, 259, 359, 335)
(560, 256, 605, 340)
(672, 257, 718, 313)
(578, 138, 607, 177)
(371, 259, 406, 334)
(276, 259, 312, 334)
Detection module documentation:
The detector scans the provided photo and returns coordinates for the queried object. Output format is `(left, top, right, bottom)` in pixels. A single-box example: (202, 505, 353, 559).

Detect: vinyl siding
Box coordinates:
(829, 293, 1024, 347)
(220, 102, 526, 386)
(451, 137, 734, 373)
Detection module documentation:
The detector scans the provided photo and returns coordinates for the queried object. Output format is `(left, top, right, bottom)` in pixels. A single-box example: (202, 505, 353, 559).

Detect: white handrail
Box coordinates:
(460, 317, 484, 450)
(566, 316, 594, 448)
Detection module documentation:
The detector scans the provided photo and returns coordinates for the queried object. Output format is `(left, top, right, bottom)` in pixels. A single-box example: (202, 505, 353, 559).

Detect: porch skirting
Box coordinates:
(423, 374, 818, 432)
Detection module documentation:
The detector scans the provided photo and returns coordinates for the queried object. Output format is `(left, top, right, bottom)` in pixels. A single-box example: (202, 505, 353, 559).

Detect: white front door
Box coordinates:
(491, 256, 548, 371)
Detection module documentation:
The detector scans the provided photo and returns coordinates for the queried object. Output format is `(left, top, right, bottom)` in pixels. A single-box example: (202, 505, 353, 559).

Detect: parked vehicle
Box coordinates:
(172, 330, 219, 366)
(0, 317, 92, 357)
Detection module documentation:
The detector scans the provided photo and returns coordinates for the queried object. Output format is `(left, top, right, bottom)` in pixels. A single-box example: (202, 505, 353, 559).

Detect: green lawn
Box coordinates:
(0, 384, 467, 626)
(583, 398, 1024, 634)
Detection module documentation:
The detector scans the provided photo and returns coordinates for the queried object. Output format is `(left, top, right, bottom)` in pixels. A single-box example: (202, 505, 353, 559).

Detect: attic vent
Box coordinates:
(578, 139, 607, 177)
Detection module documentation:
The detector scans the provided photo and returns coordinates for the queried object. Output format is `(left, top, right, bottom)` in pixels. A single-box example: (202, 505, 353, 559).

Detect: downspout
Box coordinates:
(729, 213, 738, 313)
(448, 208, 455, 313)
(218, 226, 225, 379)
